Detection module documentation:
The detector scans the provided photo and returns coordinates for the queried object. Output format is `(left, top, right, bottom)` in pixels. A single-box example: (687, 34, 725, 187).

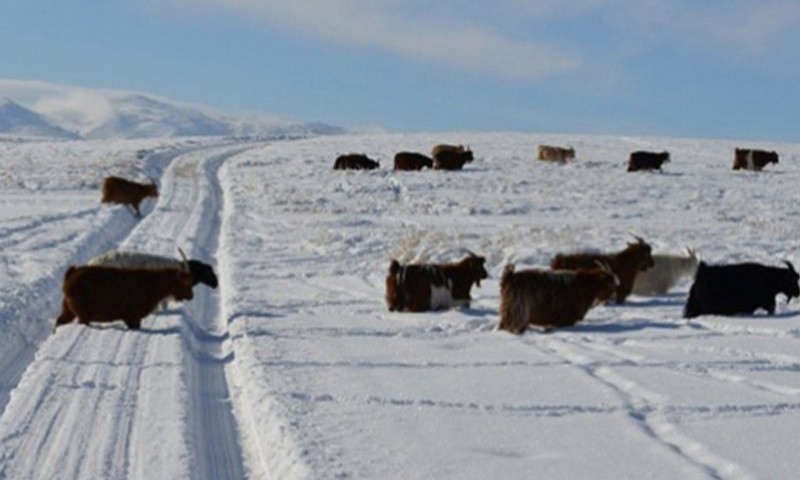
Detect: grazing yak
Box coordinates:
(394, 152, 433, 171)
(733, 148, 779, 171)
(333, 153, 380, 170)
(631, 248, 699, 296)
(386, 253, 488, 312)
(101, 176, 158, 217)
(683, 261, 799, 318)
(628, 151, 670, 172)
(498, 263, 618, 334)
(537, 145, 575, 162)
(54, 264, 194, 332)
(551, 236, 654, 304)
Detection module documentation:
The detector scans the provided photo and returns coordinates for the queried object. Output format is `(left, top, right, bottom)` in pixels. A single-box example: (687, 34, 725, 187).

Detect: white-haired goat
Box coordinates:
(631, 248, 699, 296)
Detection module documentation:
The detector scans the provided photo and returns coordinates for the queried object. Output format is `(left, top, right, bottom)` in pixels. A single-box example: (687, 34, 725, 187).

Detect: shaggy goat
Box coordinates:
(386, 253, 488, 312)
(551, 236, 654, 304)
(101, 176, 158, 217)
(498, 263, 617, 334)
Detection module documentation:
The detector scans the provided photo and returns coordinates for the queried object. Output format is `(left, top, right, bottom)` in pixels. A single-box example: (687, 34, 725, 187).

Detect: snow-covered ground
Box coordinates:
(1, 132, 799, 479)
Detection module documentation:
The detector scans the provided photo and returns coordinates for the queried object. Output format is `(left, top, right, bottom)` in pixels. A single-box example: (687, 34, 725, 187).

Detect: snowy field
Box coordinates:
(0, 132, 799, 479)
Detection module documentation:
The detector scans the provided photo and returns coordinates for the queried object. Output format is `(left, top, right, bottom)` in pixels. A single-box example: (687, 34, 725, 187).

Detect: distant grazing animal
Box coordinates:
(537, 145, 575, 162)
(684, 261, 799, 318)
(433, 149, 474, 170)
(431, 144, 466, 158)
(631, 248, 699, 296)
(733, 148, 779, 171)
(627, 151, 670, 172)
(386, 253, 488, 312)
(101, 176, 158, 217)
(394, 152, 433, 171)
(498, 263, 618, 334)
(88, 250, 218, 290)
(333, 153, 380, 170)
(551, 236, 655, 304)
(54, 264, 194, 332)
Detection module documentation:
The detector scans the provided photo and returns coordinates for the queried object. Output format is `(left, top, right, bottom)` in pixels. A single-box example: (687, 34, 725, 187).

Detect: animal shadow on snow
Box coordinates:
(84, 323, 182, 336)
(569, 319, 682, 335)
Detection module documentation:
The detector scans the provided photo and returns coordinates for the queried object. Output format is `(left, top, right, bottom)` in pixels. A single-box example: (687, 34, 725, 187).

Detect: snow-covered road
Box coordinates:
(2, 132, 800, 479)
(0, 141, 258, 479)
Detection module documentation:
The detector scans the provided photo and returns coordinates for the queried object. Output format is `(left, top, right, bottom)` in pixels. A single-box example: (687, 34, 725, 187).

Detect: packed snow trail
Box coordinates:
(0, 142, 259, 480)
(0, 142, 203, 417)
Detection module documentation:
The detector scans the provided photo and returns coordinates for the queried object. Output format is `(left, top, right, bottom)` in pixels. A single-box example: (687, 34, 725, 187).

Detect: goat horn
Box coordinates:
(785, 260, 796, 274)
(177, 247, 189, 272)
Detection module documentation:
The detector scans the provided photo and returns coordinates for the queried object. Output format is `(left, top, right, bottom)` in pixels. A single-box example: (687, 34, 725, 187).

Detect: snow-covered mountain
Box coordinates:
(0, 79, 345, 140)
(0, 97, 80, 139)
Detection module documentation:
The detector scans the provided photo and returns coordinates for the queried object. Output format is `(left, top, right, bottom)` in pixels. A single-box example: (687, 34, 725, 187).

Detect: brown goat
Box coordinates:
(433, 149, 474, 170)
(550, 237, 654, 304)
(394, 152, 433, 171)
(537, 145, 575, 162)
(333, 153, 380, 170)
(498, 264, 618, 334)
(386, 253, 488, 312)
(431, 144, 466, 158)
(54, 265, 194, 332)
(101, 176, 158, 217)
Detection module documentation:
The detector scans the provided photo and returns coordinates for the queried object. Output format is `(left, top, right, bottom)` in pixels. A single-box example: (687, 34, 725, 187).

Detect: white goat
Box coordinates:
(631, 248, 699, 296)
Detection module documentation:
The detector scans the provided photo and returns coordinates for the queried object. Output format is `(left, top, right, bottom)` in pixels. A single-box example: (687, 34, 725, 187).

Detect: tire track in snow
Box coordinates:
(561, 335, 800, 397)
(0, 142, 257, 480)
(0, 142, 209, 418)
(121, 144, 257, 480)
(534, 336, 758, 480)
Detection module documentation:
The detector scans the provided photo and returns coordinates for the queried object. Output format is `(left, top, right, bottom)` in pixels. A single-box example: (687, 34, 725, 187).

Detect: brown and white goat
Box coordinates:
(733, 148, 779, 171)
(101, 176, 158, 217)
(550, 236, 654, 304)
(631, 247, 699, 296)
(498, 263, 617, 334)
(53, 265, 194, 332)
(386, 253, 488, 312)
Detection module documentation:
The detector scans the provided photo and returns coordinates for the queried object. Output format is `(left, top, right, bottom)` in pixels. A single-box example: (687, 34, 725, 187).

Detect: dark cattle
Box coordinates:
(386, 253, 488, 312)
(683, 261, 799, 318)
(54, 265, 194, 332)
(537, 145, 575, 162)
(498, 263, 618, 334)
(433, 149, 474, 170)
(394, 152, 433, 171)
(733, 149, 779, 171)
(628, 151, 670, 172)
(551, 236, 655, 304)
(101, 176, 158, 217)
(333, 154, 380, 170)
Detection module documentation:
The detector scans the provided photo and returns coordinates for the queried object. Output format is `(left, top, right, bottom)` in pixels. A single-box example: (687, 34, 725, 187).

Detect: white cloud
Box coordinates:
(159, 0, 582, 80)
(145, 0, 800, 82)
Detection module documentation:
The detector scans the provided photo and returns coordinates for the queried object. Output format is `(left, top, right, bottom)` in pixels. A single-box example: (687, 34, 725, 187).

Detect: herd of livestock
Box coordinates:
(51, 142, 796, 335)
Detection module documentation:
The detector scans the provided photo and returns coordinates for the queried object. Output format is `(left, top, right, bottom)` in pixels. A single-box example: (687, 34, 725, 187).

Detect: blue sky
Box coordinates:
(2, 0, 799, 141)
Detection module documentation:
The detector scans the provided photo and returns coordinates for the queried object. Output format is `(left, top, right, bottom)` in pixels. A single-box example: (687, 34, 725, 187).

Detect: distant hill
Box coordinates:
(0, 98, 80, 139)
(0, 79, 345, 140)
